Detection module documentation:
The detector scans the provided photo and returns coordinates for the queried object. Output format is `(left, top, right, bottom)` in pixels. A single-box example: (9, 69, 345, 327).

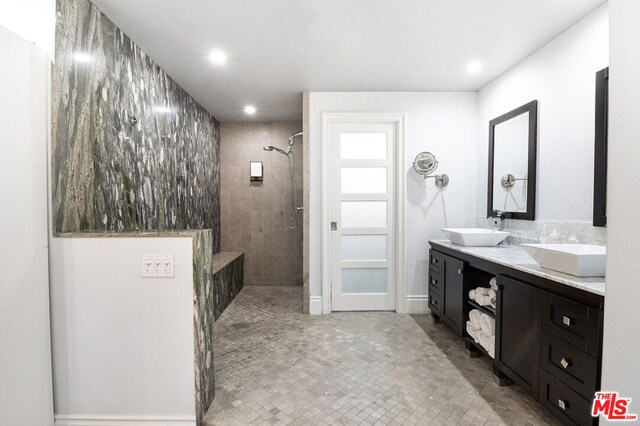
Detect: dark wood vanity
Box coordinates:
(428, 241, 604, 426)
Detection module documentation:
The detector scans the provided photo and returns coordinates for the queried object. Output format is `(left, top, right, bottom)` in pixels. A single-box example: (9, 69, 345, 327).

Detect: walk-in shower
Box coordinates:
(263, 131, 302, 229)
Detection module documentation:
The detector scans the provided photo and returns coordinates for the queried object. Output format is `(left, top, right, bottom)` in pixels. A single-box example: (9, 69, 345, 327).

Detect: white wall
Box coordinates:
(0, 25, 54, 426)
(477, 5, 609, 222)
(308, 92, 478, 311)
(601, 0, 640, 412)
(0, 0, 55, 56)
(49, 237, 197, 424)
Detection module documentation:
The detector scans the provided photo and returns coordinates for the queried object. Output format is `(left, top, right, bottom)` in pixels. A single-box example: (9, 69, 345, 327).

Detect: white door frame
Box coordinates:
(321, 113, 406, 314)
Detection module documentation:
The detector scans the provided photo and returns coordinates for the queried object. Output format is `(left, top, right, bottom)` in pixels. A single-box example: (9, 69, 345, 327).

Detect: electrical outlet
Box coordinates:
(142, 254, 175, 278)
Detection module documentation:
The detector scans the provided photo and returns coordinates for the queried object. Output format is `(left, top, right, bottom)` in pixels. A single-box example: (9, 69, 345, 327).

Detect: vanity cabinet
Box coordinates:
(428, 252, 465, 336)
(428, 243, 604, 426)
(443, 256, 465, 335)
(495, 276, 542, 397)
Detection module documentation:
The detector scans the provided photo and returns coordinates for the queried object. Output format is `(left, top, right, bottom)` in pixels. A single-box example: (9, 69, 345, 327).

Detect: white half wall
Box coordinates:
(0, 25, 54, 426)
(49, 237, 196, 423)
(601, 0, 640, 413)
(308, 92, 478, 307)
(477, 5, 609, 222)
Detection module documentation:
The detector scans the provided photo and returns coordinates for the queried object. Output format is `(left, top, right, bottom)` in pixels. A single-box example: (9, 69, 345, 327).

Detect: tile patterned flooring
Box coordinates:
(204, 286, 559, 425)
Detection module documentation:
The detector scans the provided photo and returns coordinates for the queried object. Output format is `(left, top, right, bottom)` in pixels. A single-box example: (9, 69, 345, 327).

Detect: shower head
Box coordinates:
(287, 131, 303, 147)
(263, 145, 288, 155)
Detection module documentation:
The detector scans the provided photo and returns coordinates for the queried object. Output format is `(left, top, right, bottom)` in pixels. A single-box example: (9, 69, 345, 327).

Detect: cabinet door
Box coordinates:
(496, 276, 542, 397)
(443, 256, 464, 336)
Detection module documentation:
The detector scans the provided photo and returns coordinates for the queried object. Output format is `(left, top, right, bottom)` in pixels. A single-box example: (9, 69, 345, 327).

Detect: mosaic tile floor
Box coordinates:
(204, 286, 559, 425)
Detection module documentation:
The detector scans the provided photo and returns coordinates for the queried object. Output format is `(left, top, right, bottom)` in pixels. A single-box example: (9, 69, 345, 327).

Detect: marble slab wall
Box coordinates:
(52, 0, 220, 253)
(192, 231, 216, 425)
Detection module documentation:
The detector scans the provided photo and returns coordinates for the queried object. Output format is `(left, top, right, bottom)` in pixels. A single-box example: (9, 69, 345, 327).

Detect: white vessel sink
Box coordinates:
(521, 244, 606, 277)
(441, 228, 510, 247)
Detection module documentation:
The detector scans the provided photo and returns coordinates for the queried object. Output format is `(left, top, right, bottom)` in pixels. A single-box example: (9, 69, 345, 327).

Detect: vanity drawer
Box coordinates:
(429, 250, 443, 274)
(539, 370, 595, 426)
(543, 293, 602, 357)
(428, 270, 442, 296)
(541, 331, 598, 400)
(428, 289, 442, 316)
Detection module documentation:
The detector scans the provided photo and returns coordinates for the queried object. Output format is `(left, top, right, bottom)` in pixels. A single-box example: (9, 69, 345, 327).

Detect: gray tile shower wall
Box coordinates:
(51, 0, 220, 251)
(220, 122, 303, 286)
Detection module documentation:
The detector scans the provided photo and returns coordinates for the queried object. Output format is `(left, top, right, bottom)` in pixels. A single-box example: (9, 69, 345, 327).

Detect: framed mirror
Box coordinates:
(593, 67, 608, 227)
(487, 100, 538, 220)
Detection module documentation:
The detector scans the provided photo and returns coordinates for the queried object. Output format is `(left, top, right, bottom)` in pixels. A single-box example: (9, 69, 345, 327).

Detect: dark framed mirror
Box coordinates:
(487, 100, 538, 220)
(593, 67, 608, 227)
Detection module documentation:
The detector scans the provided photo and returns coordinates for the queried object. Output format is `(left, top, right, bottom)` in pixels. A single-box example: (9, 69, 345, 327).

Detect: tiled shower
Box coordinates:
(220, 122, 303, 286)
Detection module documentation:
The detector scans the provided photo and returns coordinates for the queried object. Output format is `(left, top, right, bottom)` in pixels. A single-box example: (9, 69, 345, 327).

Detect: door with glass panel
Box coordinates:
(331, 122, 395, 311)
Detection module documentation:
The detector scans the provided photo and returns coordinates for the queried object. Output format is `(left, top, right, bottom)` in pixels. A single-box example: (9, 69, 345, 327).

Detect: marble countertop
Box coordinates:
(54, 229, 212, 238)
(429, 240, 605, 297)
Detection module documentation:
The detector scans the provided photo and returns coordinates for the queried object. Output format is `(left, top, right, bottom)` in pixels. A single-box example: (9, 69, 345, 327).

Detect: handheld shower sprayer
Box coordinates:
(262, 130, 303, 230)
(262, 145, 288, 155)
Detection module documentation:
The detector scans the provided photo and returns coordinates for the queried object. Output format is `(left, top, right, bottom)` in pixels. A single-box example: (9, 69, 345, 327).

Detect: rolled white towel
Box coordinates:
(488, 289, 497, 309)
(469, 309, 482, 329)
(479, 332, 496, 358)
(489, 277, 498, 290)
(466, 321, 481, 343)
(475, 294, 493, 307)
(475, 287, 490, 296)
(469, 289, 477, 300)
(487, 334, 496, 358)
(480, 313, 495, 336)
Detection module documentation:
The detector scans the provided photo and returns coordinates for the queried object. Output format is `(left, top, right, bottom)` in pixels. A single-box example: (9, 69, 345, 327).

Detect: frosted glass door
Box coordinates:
(330, 121, 396, 311)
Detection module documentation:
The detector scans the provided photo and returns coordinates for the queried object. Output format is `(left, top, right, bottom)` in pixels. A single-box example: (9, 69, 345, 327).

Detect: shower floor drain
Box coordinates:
(231, 322, 250, 330)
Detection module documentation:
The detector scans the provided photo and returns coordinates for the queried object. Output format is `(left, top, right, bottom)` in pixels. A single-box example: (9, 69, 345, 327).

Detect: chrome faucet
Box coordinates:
(494, 211, 506, 231)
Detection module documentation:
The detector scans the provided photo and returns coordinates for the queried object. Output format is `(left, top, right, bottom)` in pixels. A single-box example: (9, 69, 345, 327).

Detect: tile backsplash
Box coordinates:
(476, 217, 607, 246)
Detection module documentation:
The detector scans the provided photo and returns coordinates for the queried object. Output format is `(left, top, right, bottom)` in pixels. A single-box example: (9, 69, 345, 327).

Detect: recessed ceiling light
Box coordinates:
(466, 61, 483, 74)
(73, 52, 93, 63)
(209, 50, 227, 65)
(244, 105, 256, 115)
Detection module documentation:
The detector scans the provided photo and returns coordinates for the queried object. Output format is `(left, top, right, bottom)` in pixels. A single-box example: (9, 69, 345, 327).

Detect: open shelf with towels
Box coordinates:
(468, 299, 495, 317)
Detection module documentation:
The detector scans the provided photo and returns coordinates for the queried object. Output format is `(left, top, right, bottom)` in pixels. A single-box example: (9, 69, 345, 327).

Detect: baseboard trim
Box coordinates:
(54, 415, 196, 426)
(405, 295, 429, 314)
(309, 295, 323, 315)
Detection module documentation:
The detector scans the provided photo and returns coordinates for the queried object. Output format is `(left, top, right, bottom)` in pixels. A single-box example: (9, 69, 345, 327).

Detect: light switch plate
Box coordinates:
(142, 254, 175, 278)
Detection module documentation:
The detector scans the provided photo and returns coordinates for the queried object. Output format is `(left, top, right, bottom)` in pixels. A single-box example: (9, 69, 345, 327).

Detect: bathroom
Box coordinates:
(1, 0, 639, 425)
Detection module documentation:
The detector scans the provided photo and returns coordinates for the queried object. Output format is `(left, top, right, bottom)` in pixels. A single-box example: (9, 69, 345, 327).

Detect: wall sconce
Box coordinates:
(250, 161, 263, 182)
(500, 173, 527, 188)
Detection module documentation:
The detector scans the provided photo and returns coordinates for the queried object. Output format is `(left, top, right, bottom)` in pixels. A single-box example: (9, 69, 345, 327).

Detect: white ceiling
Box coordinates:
(90, 0, 606, 122)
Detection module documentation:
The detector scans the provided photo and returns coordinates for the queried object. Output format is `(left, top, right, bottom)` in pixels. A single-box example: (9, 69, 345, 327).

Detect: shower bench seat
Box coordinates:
(212, 251, 245, 319)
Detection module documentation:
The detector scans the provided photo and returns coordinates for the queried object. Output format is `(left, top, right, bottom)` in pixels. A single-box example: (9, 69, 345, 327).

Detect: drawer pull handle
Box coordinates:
(560, 358, 570, 369)
(558, 400, 567, 410)
(562, 316, 572, 326)
(432, 258, 439, 264)
(458, 269, 462, 274)
(432, 279, 438, 285)
(433, 300, 438, 305)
